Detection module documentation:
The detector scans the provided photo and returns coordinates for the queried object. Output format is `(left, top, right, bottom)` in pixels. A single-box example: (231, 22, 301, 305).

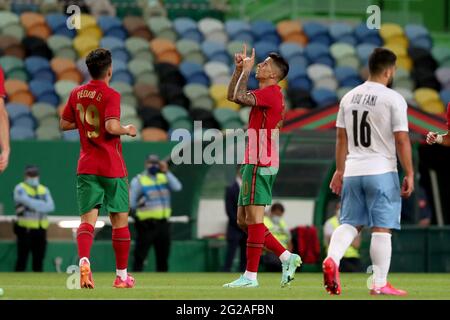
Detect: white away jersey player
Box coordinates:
(336, 81, 409, 177)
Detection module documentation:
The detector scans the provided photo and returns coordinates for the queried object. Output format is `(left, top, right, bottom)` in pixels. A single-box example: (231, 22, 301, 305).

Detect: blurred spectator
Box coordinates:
(323, 202, 362, 272)
(402, 185, 432, 227)
(14, 165, 55, 272)
(222, 166, 246, 272)
(262, 203, 292, 272)
(130, 154, 182, 272)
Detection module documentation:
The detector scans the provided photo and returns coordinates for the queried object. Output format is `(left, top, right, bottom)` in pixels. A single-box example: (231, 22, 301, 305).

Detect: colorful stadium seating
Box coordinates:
(0, 5, 448, 142)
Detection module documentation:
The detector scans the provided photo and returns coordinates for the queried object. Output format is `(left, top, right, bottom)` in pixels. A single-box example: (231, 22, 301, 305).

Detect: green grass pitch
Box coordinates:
(0, 273, 449, 300)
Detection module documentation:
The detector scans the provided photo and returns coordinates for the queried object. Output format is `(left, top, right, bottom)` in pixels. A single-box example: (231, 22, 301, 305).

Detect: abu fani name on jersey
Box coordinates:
(350, 93, 378, 107)
(77, 90, 103, 102)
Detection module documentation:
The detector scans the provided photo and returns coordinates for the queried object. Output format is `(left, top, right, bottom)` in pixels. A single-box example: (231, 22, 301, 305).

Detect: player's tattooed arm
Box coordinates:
(227, 67, 242, 102)
(233, 70, 256, 106)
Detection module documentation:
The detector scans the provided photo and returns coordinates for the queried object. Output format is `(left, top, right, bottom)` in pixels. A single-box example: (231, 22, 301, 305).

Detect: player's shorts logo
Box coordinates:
(243, 181, 249, 196)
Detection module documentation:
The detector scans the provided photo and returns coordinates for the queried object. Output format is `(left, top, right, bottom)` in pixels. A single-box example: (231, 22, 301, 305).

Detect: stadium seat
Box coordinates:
(98, 15, 127, 41)
(287, 64, 312, 91)
(150, 38, 181, 65)
(356, 43, 377, 65)
(29, 80, 59, 106)
(276, 20, 307, 46)
(10, 126, 35, 140)
(432, 46, 450, 67)
(440, 89, 450, 106)
(329, 22, 354, 43)
(183, 83, 214, 110)
(22, 36, 53, 59)
(31, 102, 57, 121)
(254, 41, 279, 63)
(123, 16, 154, 41)
(180, 62, 210, 86)
(279, 42, 307, 66)
(202, 40, 230, 65)
(46, 13, 76, 38)
(63, 129, 80, 141)
(436, 67, 450, 88)
(174, 17, 203, 43)
(177, 39, 205, 64)
(311, 88, 338, 108)
(303, 21, 331, 46)
(225, 19, 254, 44)
(55, 80, 77, 102)
(204, 61, 230, 85)
(125, 37, 154, 61)
(5, 79, 34, 106)
(141, 127, 169, 141)
(251, 20, 280, 45)
(73, 35, 99, 57)
(354, 23, 382, 46)
(305, 43, 334, 67)
(24, 56, 54, 80)
(6, 102, 31, 120)
(405, 24, 432, 50)
(148, 16, 176, 42)
(0, 56, 27, 81)
(20, 12, 51, 40)
(334, 66, 362, 87)
(47, 35, 77, 61)
(161, 104, 189, 120)
(198, 18, 227, 43)
(239, 106, 251, 124)
(190, 108, 219, 129)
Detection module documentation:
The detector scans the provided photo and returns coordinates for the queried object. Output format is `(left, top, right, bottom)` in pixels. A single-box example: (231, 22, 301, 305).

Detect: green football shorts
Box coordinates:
(77, 174, 129, 215)
(238, 164, 278, 206)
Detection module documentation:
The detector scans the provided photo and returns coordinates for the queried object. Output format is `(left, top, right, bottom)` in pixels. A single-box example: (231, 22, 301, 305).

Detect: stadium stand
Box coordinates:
(0, 0, 447, 145)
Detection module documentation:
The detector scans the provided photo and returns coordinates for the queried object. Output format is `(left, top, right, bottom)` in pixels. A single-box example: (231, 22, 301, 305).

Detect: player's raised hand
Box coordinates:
(329, 170, 343, 195)
(426, 131, 442, 145)
(242, 48, 255, 72)
(234, 44, 246, 69)
(401, 175, 414, 198)
(125, 124, 137, 137)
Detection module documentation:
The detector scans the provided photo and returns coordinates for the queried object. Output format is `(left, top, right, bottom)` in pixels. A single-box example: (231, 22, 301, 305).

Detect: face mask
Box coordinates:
(272, 215, 281, 224)
(148, 166, 159, 175)
(26, 177, 39, 187)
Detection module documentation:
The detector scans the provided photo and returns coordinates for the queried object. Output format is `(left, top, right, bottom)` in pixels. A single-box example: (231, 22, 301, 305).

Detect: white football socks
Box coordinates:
(279, 250, 291, 263)
(327, 224, 358, 266)
(116, 269, 128, 281)
(370, 232, 392, 288)
(244, 271, 257, 281)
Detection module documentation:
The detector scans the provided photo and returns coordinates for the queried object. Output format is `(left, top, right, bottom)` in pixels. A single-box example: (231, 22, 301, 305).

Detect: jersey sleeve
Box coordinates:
(104, 90, 121, 121)
(249, 86, 275, 108)
(336, 99, 346, 128)
(391, 94, 409, 132)
(0, 67, 6, 98)
(61, 90, 76, 123)
(447, 103, 450, 130)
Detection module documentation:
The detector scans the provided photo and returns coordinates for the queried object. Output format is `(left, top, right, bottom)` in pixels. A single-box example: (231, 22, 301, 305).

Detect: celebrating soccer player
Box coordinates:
(325, 48, 414, 296)
(223, 45, 301, 288)
(60, 48, 137, 289)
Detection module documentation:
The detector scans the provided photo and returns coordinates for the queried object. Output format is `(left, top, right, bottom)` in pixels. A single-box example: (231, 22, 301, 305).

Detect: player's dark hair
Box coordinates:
(86, 48, 112, 80)
(368, 48, 397, 76)
(271, 202, 285, 213)
(269, 52, 289, 81)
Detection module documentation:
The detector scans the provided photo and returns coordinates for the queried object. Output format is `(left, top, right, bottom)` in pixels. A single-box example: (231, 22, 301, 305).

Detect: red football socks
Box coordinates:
(77, 222, 95, 259)
(112, 226, 131, 270)
(246, 223, 265, 272)
(264, 226, 286, 256)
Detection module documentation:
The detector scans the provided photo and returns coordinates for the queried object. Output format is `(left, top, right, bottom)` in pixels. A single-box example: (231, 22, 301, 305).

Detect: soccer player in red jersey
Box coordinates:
(0, 66, 10, 173)
(223, 45, 302, 288)
(426, 103, 450, 146)
(60, 49, 137, 289)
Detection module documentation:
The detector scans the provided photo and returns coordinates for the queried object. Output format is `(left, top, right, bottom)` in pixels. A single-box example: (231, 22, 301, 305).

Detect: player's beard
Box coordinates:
(387, 75, 394, 88)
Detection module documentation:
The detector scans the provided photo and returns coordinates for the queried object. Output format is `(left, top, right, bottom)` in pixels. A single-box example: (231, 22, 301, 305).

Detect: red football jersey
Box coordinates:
(62, 80, 127, 178)
(0, 67, 6, 98)
(245, 84, 285, 167)
(447, 102, 450, 130)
